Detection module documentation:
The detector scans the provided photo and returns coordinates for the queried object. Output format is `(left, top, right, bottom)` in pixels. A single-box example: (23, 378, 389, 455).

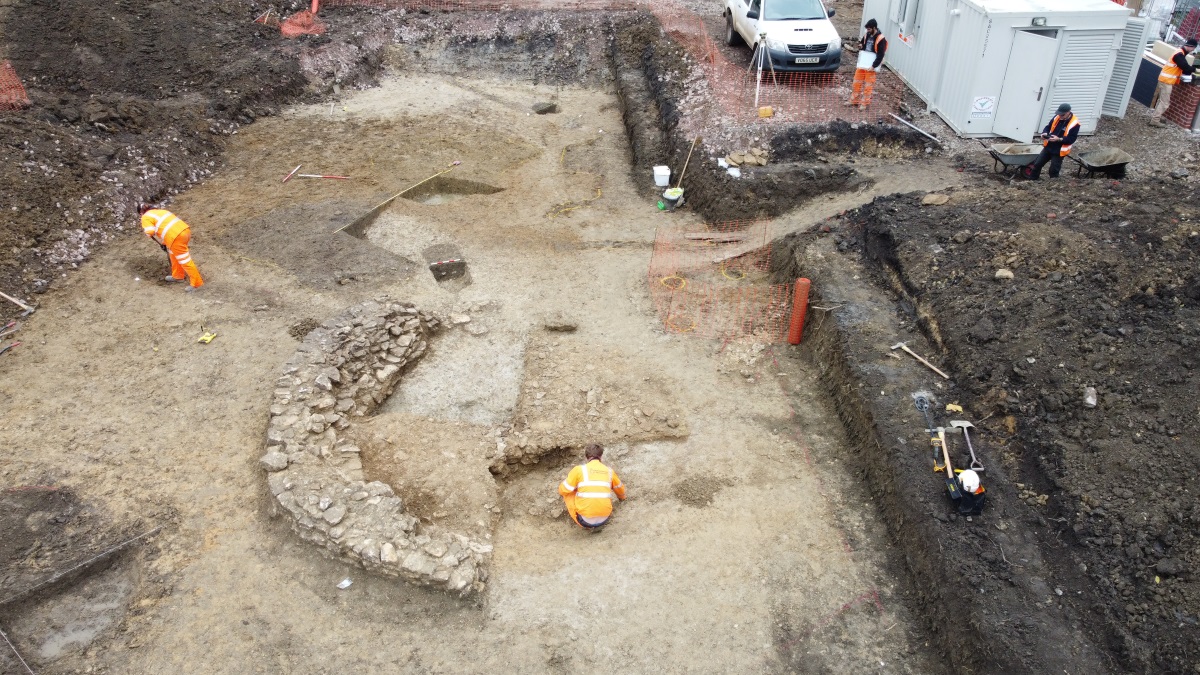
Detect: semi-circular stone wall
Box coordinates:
(260, 298, 491, 597)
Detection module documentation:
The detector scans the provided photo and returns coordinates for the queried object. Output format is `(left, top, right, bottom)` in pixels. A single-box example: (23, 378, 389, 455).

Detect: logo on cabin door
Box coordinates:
(971, 96, 997, 118)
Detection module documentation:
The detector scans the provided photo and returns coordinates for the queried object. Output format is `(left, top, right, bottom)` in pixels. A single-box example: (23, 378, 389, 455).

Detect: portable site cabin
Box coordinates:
(862, 0, 1150, 141)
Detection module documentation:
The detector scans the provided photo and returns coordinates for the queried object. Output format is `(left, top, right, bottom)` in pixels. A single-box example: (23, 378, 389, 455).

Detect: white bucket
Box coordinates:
(653, 165, 671, 187)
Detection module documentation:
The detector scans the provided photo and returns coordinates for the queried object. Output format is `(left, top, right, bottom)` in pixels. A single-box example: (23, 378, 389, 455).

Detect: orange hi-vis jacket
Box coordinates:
(1160, 49, 1187, 85)
(1042, 113, 1080, 157)
(142, 209, 189, 247)
(559, 459, 626, 521)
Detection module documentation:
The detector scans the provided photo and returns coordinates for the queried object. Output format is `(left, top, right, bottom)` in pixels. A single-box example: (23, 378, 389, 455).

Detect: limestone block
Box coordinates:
(448, 560, 476, 592)
(323, 505, 347, 525)
(267, 472, 293, 496)
(402, 551, 438, 577)
(260, 451, 289, 472)
(361, 541, 380, 564)
(381, 542, 399, 564)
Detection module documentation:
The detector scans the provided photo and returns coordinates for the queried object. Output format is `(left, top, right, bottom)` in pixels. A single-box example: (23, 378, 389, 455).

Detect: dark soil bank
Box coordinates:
(0, 0, 312, 318)
(847, 180, 1200, 674)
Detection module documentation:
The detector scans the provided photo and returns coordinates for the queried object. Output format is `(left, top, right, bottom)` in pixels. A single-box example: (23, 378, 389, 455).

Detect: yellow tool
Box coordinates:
(197, 326, 217, 344)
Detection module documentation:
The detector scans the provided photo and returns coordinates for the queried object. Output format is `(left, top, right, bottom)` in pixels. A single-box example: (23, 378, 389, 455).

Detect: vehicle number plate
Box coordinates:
(795, 57, 820, 64)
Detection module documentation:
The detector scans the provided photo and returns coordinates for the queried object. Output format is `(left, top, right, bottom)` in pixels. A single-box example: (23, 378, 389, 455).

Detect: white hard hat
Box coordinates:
(959, 470, 980, 493)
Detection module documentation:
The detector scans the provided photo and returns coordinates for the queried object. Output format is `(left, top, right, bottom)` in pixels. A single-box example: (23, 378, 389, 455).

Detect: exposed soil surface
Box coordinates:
(0, 10, 953, 672)
(844, 180, 1200, 673)
(6, 0, 1193, 672)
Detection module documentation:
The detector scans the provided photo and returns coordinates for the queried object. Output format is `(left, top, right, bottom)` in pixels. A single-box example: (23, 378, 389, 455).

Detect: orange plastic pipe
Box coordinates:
(787, 278, 811, 345)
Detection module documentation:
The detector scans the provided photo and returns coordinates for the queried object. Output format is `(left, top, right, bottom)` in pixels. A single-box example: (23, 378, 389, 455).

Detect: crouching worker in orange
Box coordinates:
(559, 444, 626, 530)
(140, 204, 204, 291)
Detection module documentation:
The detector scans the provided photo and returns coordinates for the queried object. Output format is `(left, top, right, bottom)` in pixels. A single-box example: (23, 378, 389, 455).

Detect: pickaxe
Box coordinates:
(890, 341, 949, 379)
(0, 291, 35, 317)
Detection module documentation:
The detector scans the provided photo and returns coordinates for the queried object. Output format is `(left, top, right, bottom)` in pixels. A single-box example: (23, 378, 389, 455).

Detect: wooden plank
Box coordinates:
(711, 241, 763, 264)
(683, 233, 748, 243)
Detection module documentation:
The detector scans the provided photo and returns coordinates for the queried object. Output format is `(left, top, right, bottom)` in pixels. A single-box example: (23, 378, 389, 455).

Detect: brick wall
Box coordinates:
(1164, 82, 1200, 129)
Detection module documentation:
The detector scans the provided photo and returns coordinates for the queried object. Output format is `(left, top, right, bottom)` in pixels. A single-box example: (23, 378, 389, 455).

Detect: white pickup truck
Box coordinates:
(724, 0, 842, 73)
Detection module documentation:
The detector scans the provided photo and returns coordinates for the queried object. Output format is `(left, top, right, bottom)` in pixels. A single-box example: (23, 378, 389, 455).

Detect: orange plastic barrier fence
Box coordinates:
(649, 220, 794, 342)
(298, 0, 904, 122)
(281, 9, 327, 38)
(0, 61, 31, 112)
(648, 1, 903, 123)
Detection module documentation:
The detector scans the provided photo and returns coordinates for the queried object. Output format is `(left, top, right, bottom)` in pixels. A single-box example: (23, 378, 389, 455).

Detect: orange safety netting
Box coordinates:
(281, 10, 328, 38)
(649, 219, 793, 342)
(0, 61, 31, 112)
(299, 0, 904, 123)
(648, 1, 903, 124)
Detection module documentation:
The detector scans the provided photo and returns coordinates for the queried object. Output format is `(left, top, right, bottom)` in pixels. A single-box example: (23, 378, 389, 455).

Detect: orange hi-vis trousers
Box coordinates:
(167, 229, 203, 288)
(143, 209, 204, 288)
(850, 68, 877, 106)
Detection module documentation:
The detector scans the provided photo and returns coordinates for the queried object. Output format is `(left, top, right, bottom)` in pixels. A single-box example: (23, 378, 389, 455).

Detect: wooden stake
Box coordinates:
(675, 137, 701, 189)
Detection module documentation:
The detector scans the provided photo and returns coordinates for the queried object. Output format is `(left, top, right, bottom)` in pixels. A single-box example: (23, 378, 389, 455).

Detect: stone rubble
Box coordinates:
(260, 298, 490, 597)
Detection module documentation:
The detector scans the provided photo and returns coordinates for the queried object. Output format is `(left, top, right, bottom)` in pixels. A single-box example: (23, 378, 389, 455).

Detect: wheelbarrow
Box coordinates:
(987, 143, 1042, 175)
(1069, 147, 1133, 179)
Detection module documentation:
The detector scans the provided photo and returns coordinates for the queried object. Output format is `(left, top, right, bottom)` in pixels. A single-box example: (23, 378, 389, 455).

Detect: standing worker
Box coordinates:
(848, 19, 887, 109)
(1150, 38, 1197, 127)
(1025, 103, 1079, 180)
(140, 204, 204, 291)
(558, 444, 626, 531)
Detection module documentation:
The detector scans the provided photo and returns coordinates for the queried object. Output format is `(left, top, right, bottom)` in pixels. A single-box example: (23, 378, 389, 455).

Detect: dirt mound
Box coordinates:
(854, 180, 1200, 673)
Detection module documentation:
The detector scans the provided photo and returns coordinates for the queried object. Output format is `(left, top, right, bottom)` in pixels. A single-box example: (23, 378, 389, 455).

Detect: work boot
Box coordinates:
(165, 275, 184, 282)
(184, 285, 199, 293)
(1149, 118, 1167, 128)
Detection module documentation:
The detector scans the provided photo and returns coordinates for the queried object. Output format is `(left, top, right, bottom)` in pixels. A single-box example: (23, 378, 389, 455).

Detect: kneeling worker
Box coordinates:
(955, 469, 986, 516)
(559, 444, 626, 530)
(140, 204, 204, 291)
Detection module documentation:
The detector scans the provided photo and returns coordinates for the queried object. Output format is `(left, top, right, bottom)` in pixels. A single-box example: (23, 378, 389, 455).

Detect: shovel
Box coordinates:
(950, 420, 985, 472)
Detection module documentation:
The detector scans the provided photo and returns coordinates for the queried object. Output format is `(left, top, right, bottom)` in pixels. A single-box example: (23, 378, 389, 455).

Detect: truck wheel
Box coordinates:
(725, 13, 744, 46)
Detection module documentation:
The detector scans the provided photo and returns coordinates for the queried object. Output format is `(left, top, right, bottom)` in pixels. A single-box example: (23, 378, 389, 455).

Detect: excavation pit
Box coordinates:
(0, 4, 967, 673)
(401, 177, 505, 206)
